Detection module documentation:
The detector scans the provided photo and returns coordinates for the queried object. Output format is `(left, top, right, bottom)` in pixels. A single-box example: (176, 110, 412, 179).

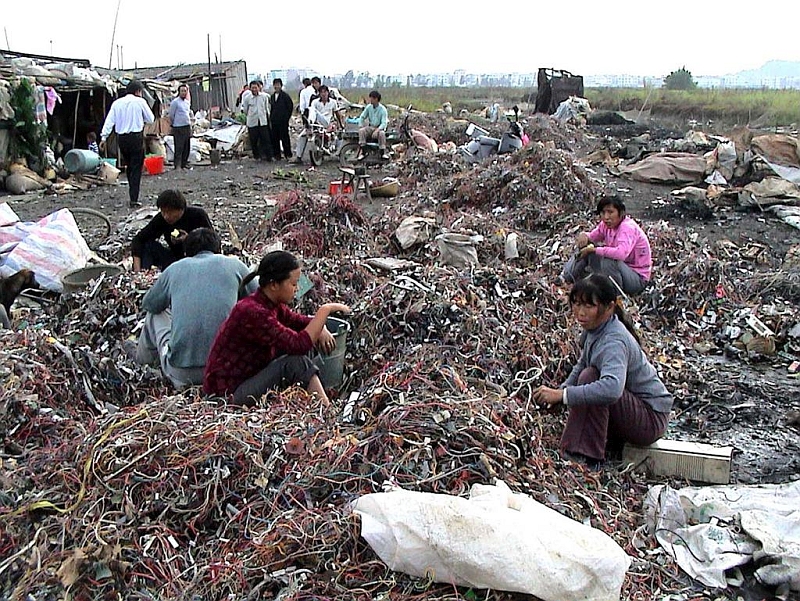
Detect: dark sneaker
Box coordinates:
(129, 201, 142, 208)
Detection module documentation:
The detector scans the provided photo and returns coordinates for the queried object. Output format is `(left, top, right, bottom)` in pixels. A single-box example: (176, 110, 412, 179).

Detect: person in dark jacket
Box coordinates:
(131, 189, 213, 271)
(269, 78, 294, 160)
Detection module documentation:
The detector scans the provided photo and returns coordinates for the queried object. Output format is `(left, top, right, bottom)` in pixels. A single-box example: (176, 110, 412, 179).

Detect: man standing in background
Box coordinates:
(242, 80, 274, 162)
(269, 78, 294, 160)
(168, 84, 193, 170)
(100, 80, 155, 208)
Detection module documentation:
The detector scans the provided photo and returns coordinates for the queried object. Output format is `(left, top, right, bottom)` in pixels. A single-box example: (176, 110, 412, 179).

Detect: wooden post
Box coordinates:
(72, 91, 80, 149)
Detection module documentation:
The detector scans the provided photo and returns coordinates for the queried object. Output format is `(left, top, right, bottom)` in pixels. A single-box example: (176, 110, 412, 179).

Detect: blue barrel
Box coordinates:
(65, 149, 102, 174)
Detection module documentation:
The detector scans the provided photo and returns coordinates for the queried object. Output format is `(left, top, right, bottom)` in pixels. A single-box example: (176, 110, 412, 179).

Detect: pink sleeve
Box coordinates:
(595, 221, 636, 261)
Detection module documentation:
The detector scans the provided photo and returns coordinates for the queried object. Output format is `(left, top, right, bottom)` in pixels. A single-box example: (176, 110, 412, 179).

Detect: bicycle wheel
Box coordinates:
(339, 142, 360, 167)
(309, 134, 323, 166)
(70, 207, 112, 250)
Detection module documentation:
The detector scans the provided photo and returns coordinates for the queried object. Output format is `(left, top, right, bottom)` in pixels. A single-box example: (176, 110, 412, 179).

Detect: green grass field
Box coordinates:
(341, 87, 800, 127)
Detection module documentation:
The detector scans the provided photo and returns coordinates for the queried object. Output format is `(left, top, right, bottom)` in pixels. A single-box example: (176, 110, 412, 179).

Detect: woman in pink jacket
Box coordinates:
(562, 195, 652, 295)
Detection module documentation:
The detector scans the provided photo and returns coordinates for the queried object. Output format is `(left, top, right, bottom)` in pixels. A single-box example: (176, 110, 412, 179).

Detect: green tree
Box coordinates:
(9, 78, 47, 173)
(664, 66, 697, 90)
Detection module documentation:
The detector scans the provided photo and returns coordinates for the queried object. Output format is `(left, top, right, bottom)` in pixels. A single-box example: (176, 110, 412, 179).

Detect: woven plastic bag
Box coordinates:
(353, 480, 630, 601)
(0, 208, 91, 292)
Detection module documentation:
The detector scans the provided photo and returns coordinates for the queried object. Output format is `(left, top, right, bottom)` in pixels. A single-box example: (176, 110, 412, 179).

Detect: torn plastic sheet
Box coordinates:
(644, 481, 800, 590)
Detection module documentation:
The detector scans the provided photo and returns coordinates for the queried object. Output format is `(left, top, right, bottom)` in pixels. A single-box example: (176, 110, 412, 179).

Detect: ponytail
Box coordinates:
(240, 250, 301, 295)
(613, 301, 640, 345)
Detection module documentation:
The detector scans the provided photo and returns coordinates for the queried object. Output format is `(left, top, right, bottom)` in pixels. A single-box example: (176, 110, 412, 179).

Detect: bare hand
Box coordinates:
(578, 244, 595, 259)
(533, 385, 563, 406)
(99, 140, 107, 153)
(171, 229, 188, 243)
(318, 327, 336, 355)
(575, 233, 590, 249)
(323, 303, 350, 315)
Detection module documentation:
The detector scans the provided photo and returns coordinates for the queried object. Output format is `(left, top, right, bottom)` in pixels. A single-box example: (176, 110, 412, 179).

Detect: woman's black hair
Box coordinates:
(596, 194, 626, 216)
(569, 273, 640, 344)
(240, 250, 300, 293)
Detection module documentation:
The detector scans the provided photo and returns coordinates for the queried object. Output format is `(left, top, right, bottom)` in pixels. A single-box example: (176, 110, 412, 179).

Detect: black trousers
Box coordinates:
(248, 124, 273, 160)
(118, 131, 145, 205)
(172, 125, 191, 169)
(271, 120, 292, 159)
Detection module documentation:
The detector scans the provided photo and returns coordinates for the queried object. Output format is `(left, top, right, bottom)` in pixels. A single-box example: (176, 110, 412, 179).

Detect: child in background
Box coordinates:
(87, 131, 100, 154)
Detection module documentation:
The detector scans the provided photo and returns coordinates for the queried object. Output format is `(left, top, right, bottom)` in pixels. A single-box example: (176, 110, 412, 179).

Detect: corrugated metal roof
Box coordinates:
(126, 61, 245, 81)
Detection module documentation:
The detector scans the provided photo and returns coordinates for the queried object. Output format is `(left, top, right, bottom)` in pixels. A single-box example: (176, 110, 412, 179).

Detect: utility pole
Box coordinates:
(108, 0, 122, 69)
(207, 33, 212, 114)
(3, 27, 10, 51)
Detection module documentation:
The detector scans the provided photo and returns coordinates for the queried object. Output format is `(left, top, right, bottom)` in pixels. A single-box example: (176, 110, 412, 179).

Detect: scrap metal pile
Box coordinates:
(2, 111, 800, 601)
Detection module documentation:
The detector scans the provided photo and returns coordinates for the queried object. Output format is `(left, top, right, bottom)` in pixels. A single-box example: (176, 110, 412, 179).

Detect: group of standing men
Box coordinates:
(240, 79, 295, 162)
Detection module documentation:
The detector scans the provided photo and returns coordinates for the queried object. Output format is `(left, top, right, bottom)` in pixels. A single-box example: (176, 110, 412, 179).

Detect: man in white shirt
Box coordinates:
(100, 80, 155, 207)
(293, 85, 340, 164)
(241, 80, 274, 161)
(297, 78, 315, 116)
(168, 84, 193, 170)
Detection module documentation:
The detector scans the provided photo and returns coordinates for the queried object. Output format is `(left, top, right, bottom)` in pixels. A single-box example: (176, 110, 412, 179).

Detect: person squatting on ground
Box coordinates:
(561, 195, 652, 295)
(533, 273, 673, 465)
(135, 228, 257, 388)
(130, 189, 213, 272)
(242, 80, 274, 161)
(269, 78, 294, 160)
(100, 80, 155, 207)
(203, 251, 350, 406)
(168, 84, 193, 169)
(357, 90, 389, 160)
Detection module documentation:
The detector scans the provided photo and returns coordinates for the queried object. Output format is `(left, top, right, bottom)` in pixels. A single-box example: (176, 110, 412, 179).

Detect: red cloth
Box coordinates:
(203, 290, 312, 396)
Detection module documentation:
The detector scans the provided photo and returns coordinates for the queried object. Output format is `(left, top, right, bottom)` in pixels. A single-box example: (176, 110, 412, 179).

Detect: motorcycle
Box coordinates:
(459, 105, 525, 164)
(338, 106, 430, 167)
(306, 121, 342, 167)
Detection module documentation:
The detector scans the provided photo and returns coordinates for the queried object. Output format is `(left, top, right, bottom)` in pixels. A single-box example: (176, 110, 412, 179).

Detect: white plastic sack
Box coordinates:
(436, 232, 481, 268)
(0, 208, 92, 292)
(394, 216, 436, 250)
(353, 481, 630, 601)
(645, 481, 800, 591)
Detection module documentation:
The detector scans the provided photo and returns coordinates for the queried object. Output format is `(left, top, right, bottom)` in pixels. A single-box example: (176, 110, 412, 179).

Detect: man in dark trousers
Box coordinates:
(100, 80, 155, 207)
(131, 189, 213, 271)
(241, 80, 273, 161)
(168, 84, 193, 169)
(269, 78, 294, 160)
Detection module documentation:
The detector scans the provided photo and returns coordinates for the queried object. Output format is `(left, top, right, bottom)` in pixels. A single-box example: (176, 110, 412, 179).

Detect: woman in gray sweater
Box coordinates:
(533, 273, 672, 464)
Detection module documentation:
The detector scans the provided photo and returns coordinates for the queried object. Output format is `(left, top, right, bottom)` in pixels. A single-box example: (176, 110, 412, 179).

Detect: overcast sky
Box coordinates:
(2, 1, 799, 78)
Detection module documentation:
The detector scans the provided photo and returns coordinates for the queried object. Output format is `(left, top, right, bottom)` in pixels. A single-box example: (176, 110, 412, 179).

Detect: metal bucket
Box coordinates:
(314, 316, 350, 389)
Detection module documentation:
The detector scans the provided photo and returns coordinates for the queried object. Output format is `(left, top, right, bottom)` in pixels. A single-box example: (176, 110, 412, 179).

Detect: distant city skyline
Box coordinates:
(255, 62, 800, 90)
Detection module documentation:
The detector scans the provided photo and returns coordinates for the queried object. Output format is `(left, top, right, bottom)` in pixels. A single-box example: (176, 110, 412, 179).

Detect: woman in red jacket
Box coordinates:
(204, 250, 349, 406)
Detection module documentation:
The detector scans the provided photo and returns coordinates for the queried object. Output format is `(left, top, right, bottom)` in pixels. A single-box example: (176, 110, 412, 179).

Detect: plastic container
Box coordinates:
(329, 181, 353, 196)
(64, 149, 102, 174)
(499, 134, 523, 154)
(100, 157, 117, 168)
(314, 316, 350, 389)
(465, 123, 489, 139)
(144, 155, 165, 175)
(478, 136, 501, 158)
